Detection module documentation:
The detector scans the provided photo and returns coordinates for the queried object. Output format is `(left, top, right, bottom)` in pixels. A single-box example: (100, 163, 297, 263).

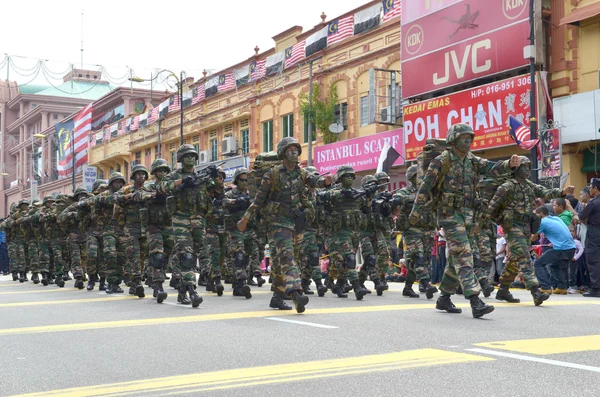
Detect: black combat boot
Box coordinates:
(205, 277, 216, 293)
(98, 277, 107, 291)
(19, 271, 27, 283)
(469, 295, 495, 318)
(314, 278, 327, 297)
(32, 273, 40, 284)
(12, 272, 18, 281)
(256, 273, 265, 287)
(381, 278, 389, 291)
(55, 277, 65, 288)
(106, 283, 123, 294)
(301, 278, 314, 295)
(269, 292, 292, 310)
(531, 286, 550, 306)
(421, 281, 438, 300)
(169, 277, 179, 290)
(419, 279, 428, 293)
(145, 276, 153, 288)
(495, 287, 520, 303)
(436, 293, 462, 314)
(74, 276, 84, 290)
(351, 281, 369, 301)
(48, 273, 55, 284)
(343, 281, 353, 293)
(214, 277, 224, 296)
(153, 282, 168, 303)
(198, 273, 207, 287)
(332, 280, 348, 298)
(373, 278, 386, 296)
(456, 285, 463, 295)
(360, 281, 372, 294)
(177, 286, 191, 305)
(41, 272, 49, 286)
(402, 282, 420, 298)
(187, 285, 203, 308)
(480, 278, 496, 298)
(86, 274, 96, 291)
(233, 280, 251, 299)
(63, 272, 72, 281)
(224, 275, 233, 285)
(291, 290, 309, 313)
(247, 276, 257, 286)
(134, 278, 145, 298)
(123, 274, 132, 287)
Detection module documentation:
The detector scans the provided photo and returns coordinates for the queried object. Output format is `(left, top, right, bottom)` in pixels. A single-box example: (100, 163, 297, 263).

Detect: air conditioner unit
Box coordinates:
(222, 136, 238, 155)
(380, 106, 392, 123)
(198, 150, 209, 164)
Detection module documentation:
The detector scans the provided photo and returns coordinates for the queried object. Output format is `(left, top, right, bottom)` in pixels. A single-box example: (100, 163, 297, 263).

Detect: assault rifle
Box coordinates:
(181, 162, 227, 189)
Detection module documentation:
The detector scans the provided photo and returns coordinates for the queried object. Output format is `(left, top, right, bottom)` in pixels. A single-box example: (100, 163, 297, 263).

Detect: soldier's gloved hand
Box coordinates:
(207, 165, 219, 179)
(182, 175, 195, 188)
(341, 189, 354, 198)
(133, 190, 144, 203)
(408, 210, 419, 225)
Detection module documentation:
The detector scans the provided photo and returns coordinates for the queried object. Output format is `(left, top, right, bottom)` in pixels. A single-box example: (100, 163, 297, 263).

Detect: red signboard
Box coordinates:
(401, 0, 462, 25)
(402, 75, 535, 161)
(401, 0, 530, 98)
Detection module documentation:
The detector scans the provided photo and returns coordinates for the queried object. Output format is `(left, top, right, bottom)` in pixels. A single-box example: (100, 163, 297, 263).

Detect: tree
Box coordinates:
(300, 83, 339, 144)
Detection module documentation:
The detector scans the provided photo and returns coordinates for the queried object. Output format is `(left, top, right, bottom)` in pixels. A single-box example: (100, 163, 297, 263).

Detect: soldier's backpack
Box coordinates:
(416, 138, 448, 185)
(248, 151, 307, 198)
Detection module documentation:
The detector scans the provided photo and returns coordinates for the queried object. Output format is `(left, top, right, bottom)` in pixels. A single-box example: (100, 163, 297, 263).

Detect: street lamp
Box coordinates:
(129, 70, 184, 149)
(31, 133, 45, 201)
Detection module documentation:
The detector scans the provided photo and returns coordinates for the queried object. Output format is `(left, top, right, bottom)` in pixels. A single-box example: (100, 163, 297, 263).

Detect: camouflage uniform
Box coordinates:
(411, 123, 510, 318)
(51, 194, 73, 287)
(13, 201, 30, 282)
(1, 204, 18, 280)
(373, 172, 394, 279)
(486, 156, 564, 305)
(23, 201, 43, 283)
(81, 181, 109, 291)
(201, 170, 227, 292)
(31, 196, 57, 285)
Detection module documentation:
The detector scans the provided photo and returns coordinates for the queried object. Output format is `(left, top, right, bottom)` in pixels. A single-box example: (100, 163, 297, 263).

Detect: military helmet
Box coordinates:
(233, 167, 248, 184)
(446, 123, 475, 145)
(216, 166, 226, 179)
(108, 172, 126, 187)
(374, 171, 390, 184)
(42, 195, 55, 205)
(92, 180, 107, 193)
(9, 202, 17, 213)
(276, 137, 302, 160)
(406, 165, 418, 181)
(73, 187, 89, 199)
(151, 158, 171, 175)
(31, 199, 42, 207)
(518, 156, 532, 166)
(361, 175, 377, 187)
(176, 144, 198, 162)
(305, 166, 319, 177)
(130, 164, 149, 180)
(17, 200, 29, 208)
(336, 165, 355, 179)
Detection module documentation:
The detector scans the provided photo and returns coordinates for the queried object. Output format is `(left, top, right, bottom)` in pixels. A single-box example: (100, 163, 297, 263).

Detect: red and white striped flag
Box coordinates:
(147, 107, 159, 125)
(192, 85, 205, 105)
(327, 15, 354, 45)
(250, 59, 266, 81)
(218, 73, 235, 92)
(118, 119, 126, 135)
(58, 103, 92, 177)
(168, 94, 180, 112)
(285, 40, 305, 68)
(382, 0, 401, 23)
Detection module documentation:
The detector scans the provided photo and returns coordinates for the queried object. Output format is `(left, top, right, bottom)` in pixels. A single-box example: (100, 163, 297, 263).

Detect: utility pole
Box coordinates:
(529, 0, 538, 183)
(307, 60, 314, 166)
(180, 71, 184, 145)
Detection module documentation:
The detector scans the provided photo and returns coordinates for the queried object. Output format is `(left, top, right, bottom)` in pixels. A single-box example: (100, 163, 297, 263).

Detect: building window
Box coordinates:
(170, 151, 176, 168)
(98, 169, 105, 180)
(210, 138, 218, 162)
(334, 102, 348, 128)
(134, 151, 141, 166)
(262, 120, 273, 152)
(193, 143, 200, 165)
(303, 114, 316, 144)
(241, 128, 249, 155)
(282, 113, 293, 138)
(360, 96, 369, 127)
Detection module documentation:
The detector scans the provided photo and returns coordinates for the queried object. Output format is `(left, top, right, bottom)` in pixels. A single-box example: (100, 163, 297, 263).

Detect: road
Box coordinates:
(0, 274, 599, 397)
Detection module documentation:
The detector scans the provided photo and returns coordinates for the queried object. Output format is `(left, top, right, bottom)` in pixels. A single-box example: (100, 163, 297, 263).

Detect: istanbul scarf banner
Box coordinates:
(402, 74, 537, 161)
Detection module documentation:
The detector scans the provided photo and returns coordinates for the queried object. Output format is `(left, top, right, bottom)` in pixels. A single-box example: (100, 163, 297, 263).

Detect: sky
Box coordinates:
(1, 0, 370, 90)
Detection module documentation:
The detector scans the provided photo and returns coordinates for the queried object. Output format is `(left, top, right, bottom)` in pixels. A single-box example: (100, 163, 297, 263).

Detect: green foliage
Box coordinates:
(300, 83, 339, 144)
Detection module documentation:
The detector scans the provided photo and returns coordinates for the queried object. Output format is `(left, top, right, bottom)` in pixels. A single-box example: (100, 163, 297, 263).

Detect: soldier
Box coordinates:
(3, 203, 19, 281)
(410, 123, 522, 318)
(83, 180, 109, 291)
(485, 156, 573, 305)
(52, 194, 74, 287)
(13, 200, 30, 282)
(158, 144, 214, 308)
(238, 137, 331, 313)
(23, 200, 44, 284)
(34, 196, 56, 285)
(393, 165, 438, 299)
(373, 171, 394, 283)
(317, 165, 374, 300)
(114, 164, 151, 298)
(358, 175, 387, 296)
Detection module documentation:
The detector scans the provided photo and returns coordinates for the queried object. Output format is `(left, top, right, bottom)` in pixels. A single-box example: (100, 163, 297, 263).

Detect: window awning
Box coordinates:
(560, 2, 600, 26)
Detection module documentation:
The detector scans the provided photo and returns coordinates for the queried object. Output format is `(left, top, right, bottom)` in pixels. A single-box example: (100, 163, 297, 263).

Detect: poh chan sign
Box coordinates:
(313, 128, 405, 175)
(401, 0, 530, 98)
(403, 74, 536, 161)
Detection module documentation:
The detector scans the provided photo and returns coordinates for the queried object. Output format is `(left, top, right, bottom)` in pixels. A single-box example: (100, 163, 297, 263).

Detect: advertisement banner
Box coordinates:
(540, 128, 561, 178)
(401, 0, 530, 98)
(82, 165, 97, 192)
(403, 75, 535, 161)
(401, 0, 462, 25)
(314, 128, 405, 175)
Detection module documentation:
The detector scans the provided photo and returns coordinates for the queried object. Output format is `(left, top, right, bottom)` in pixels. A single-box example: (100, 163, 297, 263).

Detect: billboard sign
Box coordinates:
(401, 0, 530, 98)
(403, 74, 535, 161)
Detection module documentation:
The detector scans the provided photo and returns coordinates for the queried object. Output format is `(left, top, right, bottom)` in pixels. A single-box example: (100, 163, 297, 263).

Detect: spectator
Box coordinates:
(552, 198, 574, 226)
(568, 225, 584, 294)
(579, 179, 600, 297)
(0, 226, 8, 275)
(431, 228, 446, 285)
(577, 186, 591, 247)
(490, 226, 507, 284)
(533, 206, 576, 294)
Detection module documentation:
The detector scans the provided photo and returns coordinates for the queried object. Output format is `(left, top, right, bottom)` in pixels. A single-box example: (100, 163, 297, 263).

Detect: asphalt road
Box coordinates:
(0, 274, 599, 397)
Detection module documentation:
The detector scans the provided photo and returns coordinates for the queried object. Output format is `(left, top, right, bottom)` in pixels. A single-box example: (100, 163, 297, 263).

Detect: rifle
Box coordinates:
(189, 162, 227, 188)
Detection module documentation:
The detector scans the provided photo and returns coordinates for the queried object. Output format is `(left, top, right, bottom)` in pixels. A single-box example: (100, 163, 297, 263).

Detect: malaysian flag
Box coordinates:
(158, 97, 171, 119)
(89, 134, 96, 148)
(192, 85, 204, 105)
(382, 0, 401, 23)
(110, 123, 118, 139)
(168, 94, 180, 112)
(125, 116, 139, 133)
(285, 40, 305, 69)
(103, 126, 110, 142)
(508, 115, 539, 150)
(250, 59, 266, 81)
(218, 73, 235, 92)
(118, 119, 126, 135)
(147, 107, 159, 125)
(328, 15, 354, 45)
(57, 103, 92, 178)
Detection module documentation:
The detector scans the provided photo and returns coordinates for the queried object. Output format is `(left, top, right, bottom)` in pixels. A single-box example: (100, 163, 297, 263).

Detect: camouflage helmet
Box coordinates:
(73, 187, 89, 199)
(42, 195, 56, 205)
(518, 156, 532, 166)
(216, 166, 226, 179)
(361, 175, 377, 187)
(108, 172, 126, 187)
(305, 166, 319, 177)
(276, 137, 302, 160)
(406, 165, 418, 181)
(336, 165, 355, 179)
(176, 144, 198, 162)
(31, 199, 42, 207)
(233, 167, 249, 184)
(150, 158, 171, 175)
(17, 200, 30, 208)
(92, 179, 107, 193)
(130, 164, 149, 180)
(446, 123, 475, 145)
(374, 171, 390, 184)
(9, 202, 17, 213)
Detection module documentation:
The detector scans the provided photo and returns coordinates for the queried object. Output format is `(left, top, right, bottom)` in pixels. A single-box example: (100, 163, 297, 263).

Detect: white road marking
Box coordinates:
(466, 348, 600, 373)
(265, 317, 339, 329)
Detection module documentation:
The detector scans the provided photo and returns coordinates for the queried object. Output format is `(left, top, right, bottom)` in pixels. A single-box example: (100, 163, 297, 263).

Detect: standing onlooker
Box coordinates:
(0, 226, 8, 275)
(533, 206, 576, 294)
(431, 228, 446, 285)
(568, 225, 584, 294)
(490, 226, 507, 285)
(579, 179, 600, 297)
(553, 198, 574, 226)
(576, 187, 591, 247)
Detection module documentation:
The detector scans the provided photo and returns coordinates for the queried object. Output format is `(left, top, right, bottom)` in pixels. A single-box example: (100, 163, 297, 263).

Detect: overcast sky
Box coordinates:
(1, 0, 369, 90)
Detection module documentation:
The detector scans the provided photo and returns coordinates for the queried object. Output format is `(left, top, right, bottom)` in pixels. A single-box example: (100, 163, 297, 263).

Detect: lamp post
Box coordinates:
(31, 133, 45, 201)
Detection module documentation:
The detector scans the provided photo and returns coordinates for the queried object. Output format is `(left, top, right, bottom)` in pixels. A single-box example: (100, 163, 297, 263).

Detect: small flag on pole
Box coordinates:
(376, 141, 401, 174)
(508, 115, 539, 150)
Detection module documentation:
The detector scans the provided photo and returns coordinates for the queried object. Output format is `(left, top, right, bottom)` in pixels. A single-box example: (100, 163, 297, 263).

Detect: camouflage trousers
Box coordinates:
(374, 229, 392, 277)
(69, 235, 87, 279)
(268, 226, 303, 295)
(14, 241, 27, 272)
(200, 231, 225, 279)
(473, 230, 494, 282)
(358, 230, 382, 283)
(192, 217, 206, 268)
(403, 227, 433, 285)
(8, 241, 17, 273)
(300, 230, 322, 282)
(27, 240, 41, 273)
(86, 234, 106, 278)
(119, 229, 147, 281)
(229, 228, 261, 282)
(147, 224, 173, 283)
(500, 225, 539, 290)
(438, 212, 481, 298)
(38, 241, 51, 274)
(103, 232, 122, 285)
(171, 214, 200, 288)
(328, 229, 359, 283)
(50, 239, 66, 277)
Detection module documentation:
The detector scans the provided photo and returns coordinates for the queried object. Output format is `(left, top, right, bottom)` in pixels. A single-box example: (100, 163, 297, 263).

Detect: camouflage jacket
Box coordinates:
(206, 182, 225, 234)
(114, 185, 146, 236)
(158, 168, 211, 217)
(141, 180, 173, 227)
(224, 187, 251, 230)
(318, 187, 368, 232)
